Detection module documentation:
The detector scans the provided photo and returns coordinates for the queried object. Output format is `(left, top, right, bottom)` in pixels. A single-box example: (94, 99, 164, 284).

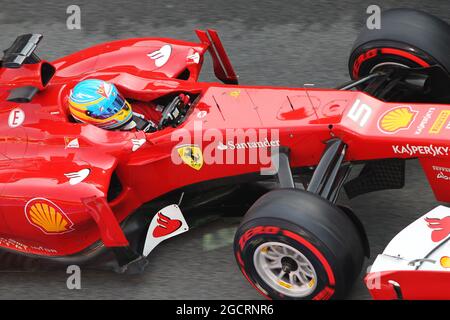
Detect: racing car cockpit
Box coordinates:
(124, 92, 193, 133)
(66, 77, 196, 132)
(0, 33, 199, 134)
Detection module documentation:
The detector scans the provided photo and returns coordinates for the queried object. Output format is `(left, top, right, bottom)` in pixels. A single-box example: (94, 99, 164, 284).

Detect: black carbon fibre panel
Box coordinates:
(344, 158, 405, 199)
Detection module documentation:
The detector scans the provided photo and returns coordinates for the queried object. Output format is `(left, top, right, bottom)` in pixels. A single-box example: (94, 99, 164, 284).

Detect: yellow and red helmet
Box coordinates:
(68, 79, 133, 130)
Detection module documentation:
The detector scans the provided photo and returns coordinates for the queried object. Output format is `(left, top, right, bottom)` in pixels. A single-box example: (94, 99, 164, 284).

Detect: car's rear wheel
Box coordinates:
(349, 9, 450, 79)
(234, 189, 365, 300)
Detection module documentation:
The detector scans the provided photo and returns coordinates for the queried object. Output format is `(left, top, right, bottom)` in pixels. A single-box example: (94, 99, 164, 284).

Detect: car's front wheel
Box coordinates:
(234, 189, 365, 300)
(349, 8, 450, 79)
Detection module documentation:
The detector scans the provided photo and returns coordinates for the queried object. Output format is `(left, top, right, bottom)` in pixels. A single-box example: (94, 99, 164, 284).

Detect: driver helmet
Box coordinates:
(68, 79, 134, 130)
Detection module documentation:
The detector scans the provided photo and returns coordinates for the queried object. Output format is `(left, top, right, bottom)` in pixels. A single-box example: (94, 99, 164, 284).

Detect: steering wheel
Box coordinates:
(159, 96, 181, 129)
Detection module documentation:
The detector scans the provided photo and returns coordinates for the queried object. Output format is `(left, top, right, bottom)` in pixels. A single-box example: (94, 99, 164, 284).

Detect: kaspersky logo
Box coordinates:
(378, 106, 417, 134)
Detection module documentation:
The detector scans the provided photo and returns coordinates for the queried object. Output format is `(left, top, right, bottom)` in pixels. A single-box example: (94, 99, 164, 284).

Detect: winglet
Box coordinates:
(195, 29, 238, 84)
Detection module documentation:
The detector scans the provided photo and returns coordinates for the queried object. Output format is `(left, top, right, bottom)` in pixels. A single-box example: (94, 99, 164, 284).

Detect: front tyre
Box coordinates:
(349, 9, 450, 79)
(234, 189, 365, 300)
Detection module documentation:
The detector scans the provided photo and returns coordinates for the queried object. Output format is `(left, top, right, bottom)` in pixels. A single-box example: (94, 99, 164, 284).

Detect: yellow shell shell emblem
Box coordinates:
(229, 90, 241, 98)
(25, 198, 74, 235)
(177, 144, 204, 171)
(440, 256, 450, 268)
(379, 106, 417, 133)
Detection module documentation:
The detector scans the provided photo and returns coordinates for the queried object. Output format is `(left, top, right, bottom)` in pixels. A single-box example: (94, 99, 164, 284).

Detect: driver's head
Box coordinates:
(68, 79, 134, 130)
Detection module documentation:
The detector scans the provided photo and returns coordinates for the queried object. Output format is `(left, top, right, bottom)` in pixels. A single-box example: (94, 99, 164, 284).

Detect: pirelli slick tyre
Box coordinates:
(349, 9, 450, 79)
(234, 189, 364, 300)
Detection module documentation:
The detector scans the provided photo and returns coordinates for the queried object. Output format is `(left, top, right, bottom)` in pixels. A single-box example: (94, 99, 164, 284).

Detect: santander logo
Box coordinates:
(217, 138, 280, 151)
(152, 212, 182, 238)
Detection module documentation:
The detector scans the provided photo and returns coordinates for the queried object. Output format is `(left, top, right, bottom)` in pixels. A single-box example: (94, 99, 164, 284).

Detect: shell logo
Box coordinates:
(229, 90, 241, 98)
(378, 106, 417, 134)
(440, 256, 450, 268)
(25, 198, 74, 235)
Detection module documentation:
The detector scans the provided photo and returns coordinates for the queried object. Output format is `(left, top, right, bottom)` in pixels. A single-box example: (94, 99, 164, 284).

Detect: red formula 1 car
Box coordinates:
(1, 8, 450, 300)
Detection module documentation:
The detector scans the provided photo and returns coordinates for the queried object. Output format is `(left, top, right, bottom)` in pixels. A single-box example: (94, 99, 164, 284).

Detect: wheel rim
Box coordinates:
(369, 61, 409, 74)
(253, 241, 317, 298)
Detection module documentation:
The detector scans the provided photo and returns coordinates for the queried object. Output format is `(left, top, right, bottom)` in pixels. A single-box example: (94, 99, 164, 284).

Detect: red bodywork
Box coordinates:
(365, 271, 450, 300)
(0, 30, 449, 261)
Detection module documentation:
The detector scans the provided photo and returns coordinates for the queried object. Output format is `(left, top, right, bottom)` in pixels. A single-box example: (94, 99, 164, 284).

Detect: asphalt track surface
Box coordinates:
(0, 0, 449, 300)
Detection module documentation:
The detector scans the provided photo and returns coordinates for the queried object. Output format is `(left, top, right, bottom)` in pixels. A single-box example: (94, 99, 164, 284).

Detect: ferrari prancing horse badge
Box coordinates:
(177, 144, 204, 170)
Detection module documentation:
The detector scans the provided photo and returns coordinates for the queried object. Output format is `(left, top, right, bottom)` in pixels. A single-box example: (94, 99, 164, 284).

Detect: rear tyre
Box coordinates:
(349, 9, 450, 79)
(234, 189, 364, 300)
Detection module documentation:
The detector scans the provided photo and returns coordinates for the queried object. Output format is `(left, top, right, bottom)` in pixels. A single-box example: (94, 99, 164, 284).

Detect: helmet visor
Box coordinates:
(90, 94, 130, 119)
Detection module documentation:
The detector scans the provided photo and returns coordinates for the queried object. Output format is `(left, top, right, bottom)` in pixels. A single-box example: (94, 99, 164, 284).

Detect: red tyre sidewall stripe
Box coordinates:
(352, 47, 431, 78)
(282, 229, 336, 286)
(237, 226, 337, 300)
(380, 48, 430, 67)
(236, 252, 272, 300)
(312, 286, 335, 300)
(236, 250, 244, 267)
(236, 247, 271, 299)
(352, 48, 378, 78)
(240, 266, 272, 300)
